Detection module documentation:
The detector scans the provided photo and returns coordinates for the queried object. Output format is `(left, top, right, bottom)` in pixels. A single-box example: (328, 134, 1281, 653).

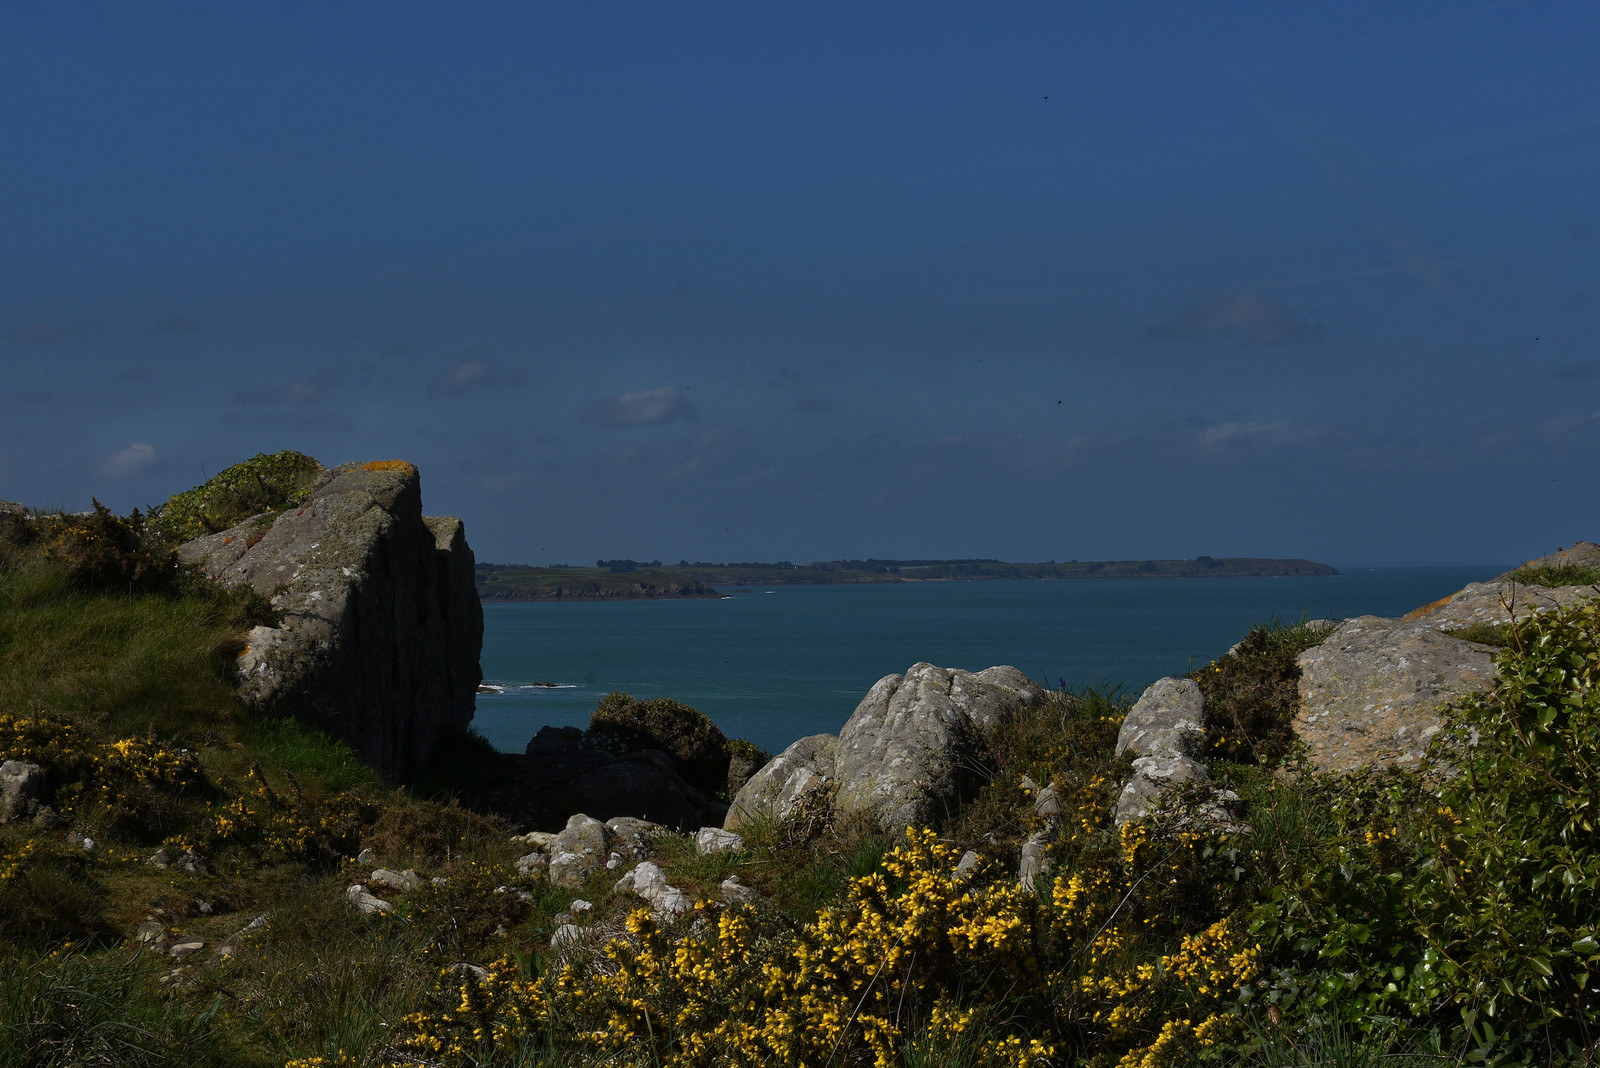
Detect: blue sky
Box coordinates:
(2, 2, 1596, 566)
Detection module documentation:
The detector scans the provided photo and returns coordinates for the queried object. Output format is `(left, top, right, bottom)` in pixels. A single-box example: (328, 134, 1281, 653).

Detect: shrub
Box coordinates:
(146, 450, 323, 546)
(725, 737, 770, 798)
(587, 691, 730, 796)
(1194, 617, 1335, 766)
(39, 502, 176, 592)
(1507, 563, 1600, 588)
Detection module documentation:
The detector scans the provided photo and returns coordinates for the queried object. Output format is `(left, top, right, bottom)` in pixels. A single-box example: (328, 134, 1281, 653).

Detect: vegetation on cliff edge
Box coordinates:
(4, 501, 1600, 1065)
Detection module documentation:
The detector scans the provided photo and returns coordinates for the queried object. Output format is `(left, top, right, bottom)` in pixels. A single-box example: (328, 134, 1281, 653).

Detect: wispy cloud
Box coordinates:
(584, 386, 697, 426)
(1194, 420, 1319, 451)
(1552, 361, 1600, 380)
(1149, 295, 1322, 347)
(428, 354, 527, 396)
(6, 322, 66, 345)
(99, 443, 158, 478)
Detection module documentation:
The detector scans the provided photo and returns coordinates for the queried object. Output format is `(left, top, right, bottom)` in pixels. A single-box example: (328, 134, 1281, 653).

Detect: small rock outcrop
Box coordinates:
(0, 761, 45, 822)
(614, 860, 691, 917)
(177, 460, 483, 781)
(725, 734, 837, 830)
(1113, 678, 1213, 825)
(549, 814, 610, 888)
(728, 663, 1044, 833)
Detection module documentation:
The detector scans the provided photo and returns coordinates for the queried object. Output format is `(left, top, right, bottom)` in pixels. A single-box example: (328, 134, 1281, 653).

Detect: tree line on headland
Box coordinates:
(475, 556, 1339, 601)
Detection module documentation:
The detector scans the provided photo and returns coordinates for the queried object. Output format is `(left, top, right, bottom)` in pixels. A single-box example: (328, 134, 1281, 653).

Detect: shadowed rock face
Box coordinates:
(177, 461, 482, 780)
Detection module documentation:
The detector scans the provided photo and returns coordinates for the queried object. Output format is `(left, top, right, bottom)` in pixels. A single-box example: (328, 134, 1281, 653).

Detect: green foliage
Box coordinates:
(0, 555, 257, 741)
(147, 450, 323, 545)
(0, 946, 235, 1067)
(1241, 602, 1600, 1063)
(240, 716, 383, 795)
(587, 690, 730, 796)
(1444, 622, 1514, 648)
(724, 736, 770, 798)
(1507, 563, 1600, 588)
(1195, 616, 1335, 766)
(38, 501, 177, 592)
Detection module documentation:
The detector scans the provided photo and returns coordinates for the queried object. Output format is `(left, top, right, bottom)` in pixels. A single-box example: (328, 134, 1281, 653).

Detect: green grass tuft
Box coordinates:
(1508, 562, 1600, 588)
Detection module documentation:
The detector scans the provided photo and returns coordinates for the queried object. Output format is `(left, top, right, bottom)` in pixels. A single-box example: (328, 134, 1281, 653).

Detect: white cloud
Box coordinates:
(99, 443, 158, 478)
(583, 386, 697, 426)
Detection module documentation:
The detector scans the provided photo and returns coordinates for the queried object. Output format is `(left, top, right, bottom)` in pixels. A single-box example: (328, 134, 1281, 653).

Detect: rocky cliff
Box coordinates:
(177, 460, 483, 780)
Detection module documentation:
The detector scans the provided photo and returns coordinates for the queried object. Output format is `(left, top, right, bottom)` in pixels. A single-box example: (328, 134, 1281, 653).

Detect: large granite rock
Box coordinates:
(730, 663, 1043, 834)
(176, 461, 482, 780)
(724, 733, 838, 830)
(1294, 545, 1600, 775)
(835, 663, 1043, 831)
(1294, 617, 1497, 774)
(1113, 677, 1214, 825)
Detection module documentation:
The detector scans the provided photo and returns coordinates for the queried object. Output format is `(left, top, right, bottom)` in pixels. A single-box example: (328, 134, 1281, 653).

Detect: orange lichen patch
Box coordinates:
(360, 459, 416, 474)
(222, 536, 234, 545)
(1403, 594, 1454, 621)
(236, 645, 251, 658)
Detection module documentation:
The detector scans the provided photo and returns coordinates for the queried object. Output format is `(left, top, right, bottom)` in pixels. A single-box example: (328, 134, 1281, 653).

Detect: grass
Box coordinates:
(1509, 562, 1600, 588)
(0, 946, 237, 1068)
(0, 556, 261, 741)
(1444, 621, 1514, 648)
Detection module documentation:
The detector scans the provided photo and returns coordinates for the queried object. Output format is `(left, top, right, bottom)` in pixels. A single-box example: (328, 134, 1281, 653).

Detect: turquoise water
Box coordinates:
(473, 566, 1506, 756)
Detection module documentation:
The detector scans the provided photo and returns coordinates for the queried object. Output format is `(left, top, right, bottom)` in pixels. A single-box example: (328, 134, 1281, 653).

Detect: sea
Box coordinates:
(473, 565, 1507, 757)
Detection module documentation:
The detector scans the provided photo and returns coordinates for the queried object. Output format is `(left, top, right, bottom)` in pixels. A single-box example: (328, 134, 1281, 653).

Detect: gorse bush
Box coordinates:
(39, 501, 177, 592)
(147, 450, 323, 545)
(394, 826, 1262, 1068)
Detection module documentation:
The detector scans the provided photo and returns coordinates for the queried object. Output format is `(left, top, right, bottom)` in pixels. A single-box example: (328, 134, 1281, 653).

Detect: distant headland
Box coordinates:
(475, 556, 1339, 601)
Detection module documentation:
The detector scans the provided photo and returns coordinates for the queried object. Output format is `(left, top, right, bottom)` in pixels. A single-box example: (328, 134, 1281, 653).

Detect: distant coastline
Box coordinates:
(475, 556, 1339, 601)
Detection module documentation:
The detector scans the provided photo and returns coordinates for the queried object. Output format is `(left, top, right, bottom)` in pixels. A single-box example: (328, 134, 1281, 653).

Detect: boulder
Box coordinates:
(0, 761, 45, 823)
(695, 827, 743, 854)
(605, 817, 666, 859)
(1018, 780, 1062, 889)
(177, 461, 483, 781)
(1294, 616, 1497, 774)
(719, 876, 761, 906)
(1113, 677, 1215, 826)
(614, 860, 691, 917)
(1115, 677, 1205, 760)
(725, 733, 838, 830)
(549, 814, 610, 888)
(346, 884, 393, 915)
(368, 868, 422, 893)
(491, 728, 724, 831)
(834, 663, 1044, 832)
(1407, 580, 1598, 631)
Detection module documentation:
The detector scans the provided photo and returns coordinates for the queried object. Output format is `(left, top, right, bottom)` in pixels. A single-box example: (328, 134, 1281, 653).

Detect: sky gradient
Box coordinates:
(3, 2, 1597, 566)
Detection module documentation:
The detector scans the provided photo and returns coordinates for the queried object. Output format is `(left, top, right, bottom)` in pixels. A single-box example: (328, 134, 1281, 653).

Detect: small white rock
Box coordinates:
(694, 827, 744, 855)
(345, 884, 393, 915)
